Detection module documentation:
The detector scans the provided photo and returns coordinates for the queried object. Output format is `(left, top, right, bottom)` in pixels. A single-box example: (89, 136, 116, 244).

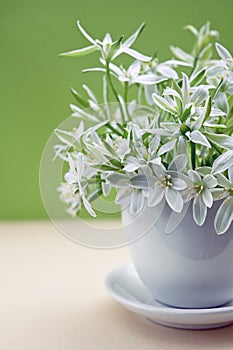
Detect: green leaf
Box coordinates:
(192, 96, 211, 130)
(109, 158, 122, 168)
(101, 140, 120, 159)
(124, 23, 146, 47)
(70, 88, 89, 108)
(190, 69, 205, 87)
(92, 164, 119, 171)
(171, 79, 182, 97)
(85, 144, 108, 163)
(111, 35, 124, 50)
(59, 45, 99, 58)
(181, 105, 192, 122)
(198, 43, 213, 62)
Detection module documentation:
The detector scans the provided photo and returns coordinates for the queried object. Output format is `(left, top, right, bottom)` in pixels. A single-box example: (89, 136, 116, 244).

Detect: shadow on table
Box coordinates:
(101, 299, 233, 349)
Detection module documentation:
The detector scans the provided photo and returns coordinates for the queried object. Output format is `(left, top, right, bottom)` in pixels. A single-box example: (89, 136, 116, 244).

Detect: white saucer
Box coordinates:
(105, 263, 233, 330)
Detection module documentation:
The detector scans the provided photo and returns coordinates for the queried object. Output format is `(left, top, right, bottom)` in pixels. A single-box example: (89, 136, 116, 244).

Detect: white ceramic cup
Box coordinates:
(122, 201, 233, 308)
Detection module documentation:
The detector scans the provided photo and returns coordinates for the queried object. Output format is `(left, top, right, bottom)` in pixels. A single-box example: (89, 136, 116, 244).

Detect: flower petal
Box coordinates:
(157, 139, 177, 156)
(148, 186, 165, 207)
(170, 46, 194, 64)
(64, 172, 77, 183)
(107, 173, 129, 188)
(77, 20, 97, 45)
(214, 197, 233, 234)
(228, 166, 233, 184)
(129, 175, 155, 189)
(215, 42, 232, 61)
(152, 93, 177, 115)
(202, 189, 213, 208)
(168, 154, 187, 172)
(188, 170, 201, 183)
(182, 73, 190, 106)
(82, 196, 97, 217)
(203, 174, 217, 188)
(205, 133, 233, 150)
(214, 174, 229, 189)
(212, 150, 233, 174)
(172, 177, 187, 190)
(115, 188, 131, 205)
(123, 23, 145, 48)
(121, 47, 152, 62)
(189, 130, 211, 148)
(134, 74, 161, 85)
(193, 197, 207, 226)
(152, 164, 166, 177)
(130, 190, 144, 214)
(165, 188, 183, 213)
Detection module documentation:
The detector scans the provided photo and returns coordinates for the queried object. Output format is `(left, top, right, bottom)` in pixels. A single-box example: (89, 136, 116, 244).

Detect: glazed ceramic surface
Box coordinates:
(105, 263, 233, 329)
(121, 202, 233, 308)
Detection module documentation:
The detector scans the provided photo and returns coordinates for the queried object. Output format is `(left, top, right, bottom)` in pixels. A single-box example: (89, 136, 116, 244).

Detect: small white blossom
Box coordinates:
(55, 21, 233, 235)
(214, 167, 233, 234)
(182, 170, 217, 226)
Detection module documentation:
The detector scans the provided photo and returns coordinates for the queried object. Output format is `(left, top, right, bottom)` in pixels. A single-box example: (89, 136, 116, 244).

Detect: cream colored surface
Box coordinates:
(1, 221, 233, 350)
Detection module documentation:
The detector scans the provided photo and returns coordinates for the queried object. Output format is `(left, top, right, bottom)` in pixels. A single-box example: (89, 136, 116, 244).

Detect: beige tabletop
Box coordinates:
(1, 221, 233, 350)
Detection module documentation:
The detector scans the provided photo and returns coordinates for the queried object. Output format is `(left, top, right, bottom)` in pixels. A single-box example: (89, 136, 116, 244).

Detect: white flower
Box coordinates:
(123, 133, 161, 172)
(207, 43, 233, 93)
(60, 21, 151, 62)
(129, 157, 187, 213)
(182, 170, 217, 226)
(57, 182, 82, 217)
(214, 166, 233, 234)
(63, 153, 97, 217)
(55, 21, 233, 235)
(170, 22, 218, 68)
(107, 173, 145, 214)
(53, 121, 85, 160)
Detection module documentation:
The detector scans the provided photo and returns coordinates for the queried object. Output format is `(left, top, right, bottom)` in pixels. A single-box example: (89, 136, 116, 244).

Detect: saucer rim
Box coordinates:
(105, 262, 233, 316)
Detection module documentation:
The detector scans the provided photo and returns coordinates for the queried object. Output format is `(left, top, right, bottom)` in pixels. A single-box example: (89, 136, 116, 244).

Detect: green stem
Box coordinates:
(212, 78, 224, 100)
(191, 142, 196, 169)
(106, 60, 125, 123)
(124, 82, 131, 120)
(106, 122, 124, 137)
(190, 55, 198, 76)
(87, 178, 106, 184)
(88, 188, 103, 203)
(209, 141, 222, 155)
(124, 81, 128, 102)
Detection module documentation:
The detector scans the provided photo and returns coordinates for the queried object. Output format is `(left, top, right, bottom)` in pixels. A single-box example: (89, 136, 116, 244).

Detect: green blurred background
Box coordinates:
(1, 0, 233, 219)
